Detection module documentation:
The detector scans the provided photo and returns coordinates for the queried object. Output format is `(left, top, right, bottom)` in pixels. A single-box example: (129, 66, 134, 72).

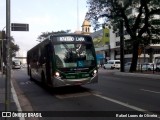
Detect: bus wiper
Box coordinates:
(62, 43, 71, 52)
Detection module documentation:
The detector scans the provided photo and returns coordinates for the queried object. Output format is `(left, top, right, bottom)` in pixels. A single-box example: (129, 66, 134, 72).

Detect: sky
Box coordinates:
(0, 0, 91, 56)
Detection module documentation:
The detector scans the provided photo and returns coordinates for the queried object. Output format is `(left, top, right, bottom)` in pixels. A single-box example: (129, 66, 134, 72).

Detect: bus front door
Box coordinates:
(45, 45, 52, 86)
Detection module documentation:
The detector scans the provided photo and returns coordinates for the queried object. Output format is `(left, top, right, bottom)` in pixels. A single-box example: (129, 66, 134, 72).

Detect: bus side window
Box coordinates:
(39, 48, 46, 64)
(33, 54, 37, 62)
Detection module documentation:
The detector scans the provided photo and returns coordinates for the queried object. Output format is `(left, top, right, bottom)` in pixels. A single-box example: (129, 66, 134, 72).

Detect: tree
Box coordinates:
(10, 38, 19, 57)
(37, 30, 71, 42)
(0, 36, 19, 64)
(86, 0, 160, 72)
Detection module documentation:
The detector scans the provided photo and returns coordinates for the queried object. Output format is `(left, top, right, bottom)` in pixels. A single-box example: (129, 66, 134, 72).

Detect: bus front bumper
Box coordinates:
(52, 75, 98, 87)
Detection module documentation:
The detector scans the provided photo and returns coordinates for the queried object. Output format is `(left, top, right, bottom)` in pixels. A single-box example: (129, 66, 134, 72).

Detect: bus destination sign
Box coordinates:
(59, 36, 85, 42)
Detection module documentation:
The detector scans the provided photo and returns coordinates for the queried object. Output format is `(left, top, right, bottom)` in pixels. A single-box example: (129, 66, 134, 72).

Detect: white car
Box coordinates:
(142, 63, 155, 71)
(124, 62, 141, 71)
(12, 60, 21, 69)
(124, 62, 132, 72)
(103, 60, 120, 69)
(155, 64, 160, 72)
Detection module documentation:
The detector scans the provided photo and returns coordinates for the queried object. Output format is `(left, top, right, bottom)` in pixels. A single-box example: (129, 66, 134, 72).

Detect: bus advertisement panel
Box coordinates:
(27, 34, 98, 87)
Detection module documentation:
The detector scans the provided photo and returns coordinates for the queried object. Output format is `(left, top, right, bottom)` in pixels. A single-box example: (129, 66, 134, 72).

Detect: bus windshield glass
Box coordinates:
(54, 43, 95, 68)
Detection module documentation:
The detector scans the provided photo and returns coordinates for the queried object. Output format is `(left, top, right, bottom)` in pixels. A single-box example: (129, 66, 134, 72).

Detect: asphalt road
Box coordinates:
(11, 68, 160, 120)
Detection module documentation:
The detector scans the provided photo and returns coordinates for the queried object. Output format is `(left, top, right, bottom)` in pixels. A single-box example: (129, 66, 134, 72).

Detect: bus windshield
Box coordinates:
(54, 43, 95, 68)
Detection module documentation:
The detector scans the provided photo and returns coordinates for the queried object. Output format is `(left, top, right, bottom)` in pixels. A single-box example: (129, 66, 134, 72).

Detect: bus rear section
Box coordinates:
(27, 34, 98, 87)
(12, 60, 21, 69)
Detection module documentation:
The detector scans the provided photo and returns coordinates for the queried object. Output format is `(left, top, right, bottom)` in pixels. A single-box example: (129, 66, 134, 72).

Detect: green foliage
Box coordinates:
(10, 42, 19, 57)
(0, 36, 19, 64)
(87, 0, 160, 72)
(87, 0, 160, 39)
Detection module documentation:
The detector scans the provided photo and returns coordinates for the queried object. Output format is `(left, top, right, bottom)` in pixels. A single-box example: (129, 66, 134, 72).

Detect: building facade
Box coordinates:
(90, 8, 160, 64)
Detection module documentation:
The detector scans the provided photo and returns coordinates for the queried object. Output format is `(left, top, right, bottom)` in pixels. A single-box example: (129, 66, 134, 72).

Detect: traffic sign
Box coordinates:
(11, 23, 29, 31)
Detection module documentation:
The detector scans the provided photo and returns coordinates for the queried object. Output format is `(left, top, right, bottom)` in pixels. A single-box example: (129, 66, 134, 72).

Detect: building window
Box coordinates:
(82, 28, 84, 32)
(116, 41, 120, 46)
(153, 49, 160, 54)
(151, 39, 160, 44)
(116, 32, 120, 37)
(105, 33, 109, 37)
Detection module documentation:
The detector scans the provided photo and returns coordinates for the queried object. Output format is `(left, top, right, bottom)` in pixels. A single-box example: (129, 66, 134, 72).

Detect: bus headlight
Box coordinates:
(94, 70, 97, 74)
(92, 70, 97, 76)
(55, 72, 60, 77)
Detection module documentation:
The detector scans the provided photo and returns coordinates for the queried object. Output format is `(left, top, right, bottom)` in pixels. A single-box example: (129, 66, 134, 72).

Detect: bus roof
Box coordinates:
(48, 33, 92, 40)
(49, 33, 91, 37)
(27, 33, 92, 53)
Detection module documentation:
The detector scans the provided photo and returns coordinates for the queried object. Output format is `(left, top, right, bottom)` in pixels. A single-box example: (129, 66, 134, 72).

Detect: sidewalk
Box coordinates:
(98, 67, 160, 79)
(0, 72, 19, 120)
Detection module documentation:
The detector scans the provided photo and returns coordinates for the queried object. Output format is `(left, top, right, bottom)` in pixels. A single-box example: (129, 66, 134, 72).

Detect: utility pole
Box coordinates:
(0, 32, 2, 74)
(1, 29, 5, 76)
(5, 0, 11, 114)
(120, 20, 124, 72)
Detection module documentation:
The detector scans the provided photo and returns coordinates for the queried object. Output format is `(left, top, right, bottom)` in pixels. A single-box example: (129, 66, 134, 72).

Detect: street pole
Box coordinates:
(1, 28, 6, 76)
(120, 20, 124, 72)
(0, 42, 1, 73)
(5, 0, 11, 115)
(0, 35, 2, 74)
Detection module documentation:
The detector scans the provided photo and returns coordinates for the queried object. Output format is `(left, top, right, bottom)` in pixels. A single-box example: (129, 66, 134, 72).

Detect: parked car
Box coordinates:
(124, 62, 132, 72)
(142, 63, 155, 71)
(124, 62, 141, 71)
(103, 60, 120, 69)
(155, 64, 160, 72)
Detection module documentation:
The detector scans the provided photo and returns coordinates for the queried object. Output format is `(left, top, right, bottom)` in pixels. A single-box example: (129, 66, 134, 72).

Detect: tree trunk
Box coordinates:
(149, 48, 153, 63)
(130, 41, 139, 72)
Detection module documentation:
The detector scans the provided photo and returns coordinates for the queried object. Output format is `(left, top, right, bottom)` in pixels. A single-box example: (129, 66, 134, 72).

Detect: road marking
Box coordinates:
(93, 93, 145, 111)
(11, 81, 25, 120)
(20, 81, 32, 85)
(93, 93, 160, 118)
(56, 92, 92, 99)
(140, 89, 160, 94)
(55, 90, 101, 99)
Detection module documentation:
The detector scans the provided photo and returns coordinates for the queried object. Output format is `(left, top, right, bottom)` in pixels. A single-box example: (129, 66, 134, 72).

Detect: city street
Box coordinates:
(1, 1, 160, 120)
(9, 68, 160, 120)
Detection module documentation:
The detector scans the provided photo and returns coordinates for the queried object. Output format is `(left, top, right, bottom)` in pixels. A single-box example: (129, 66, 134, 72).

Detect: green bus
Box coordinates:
(27, 33, 98, 87)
